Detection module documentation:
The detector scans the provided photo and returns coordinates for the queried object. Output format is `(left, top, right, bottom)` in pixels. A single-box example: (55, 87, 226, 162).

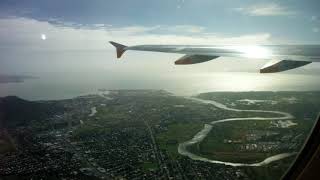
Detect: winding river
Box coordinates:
(178, 97, 297, 167)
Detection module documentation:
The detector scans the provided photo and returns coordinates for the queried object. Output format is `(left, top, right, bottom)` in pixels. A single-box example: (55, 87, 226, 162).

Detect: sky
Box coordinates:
(0, 0, 320, 99)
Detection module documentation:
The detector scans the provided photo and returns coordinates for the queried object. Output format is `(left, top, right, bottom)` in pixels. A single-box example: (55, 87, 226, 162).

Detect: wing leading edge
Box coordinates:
(109, 41, 315, 73)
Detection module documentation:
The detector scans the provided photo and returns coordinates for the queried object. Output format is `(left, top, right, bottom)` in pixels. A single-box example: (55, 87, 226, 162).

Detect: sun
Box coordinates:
(238, 46, 272, 59)
(41, 34, 46, 40)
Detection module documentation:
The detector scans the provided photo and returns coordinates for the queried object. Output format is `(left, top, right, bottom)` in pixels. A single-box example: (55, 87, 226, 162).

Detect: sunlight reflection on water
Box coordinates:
(0, 72, 319, 100)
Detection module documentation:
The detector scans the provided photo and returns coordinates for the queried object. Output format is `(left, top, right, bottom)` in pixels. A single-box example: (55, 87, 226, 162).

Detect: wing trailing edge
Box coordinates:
(260, 60, 312, 73)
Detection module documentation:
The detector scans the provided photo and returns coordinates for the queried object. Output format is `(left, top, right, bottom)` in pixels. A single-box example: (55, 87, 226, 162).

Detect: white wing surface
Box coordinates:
(109, 41, 320, 73)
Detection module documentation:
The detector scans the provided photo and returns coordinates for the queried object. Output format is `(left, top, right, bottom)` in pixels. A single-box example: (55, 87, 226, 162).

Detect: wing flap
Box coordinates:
(260, 60, 312, 73)
(175, 55, 219, 65)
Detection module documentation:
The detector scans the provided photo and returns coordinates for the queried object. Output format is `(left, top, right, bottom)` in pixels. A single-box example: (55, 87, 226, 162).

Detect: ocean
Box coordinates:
(1, 72, 320, 100)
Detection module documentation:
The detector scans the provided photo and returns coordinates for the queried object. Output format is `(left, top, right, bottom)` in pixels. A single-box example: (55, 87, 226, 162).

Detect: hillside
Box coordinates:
(0, 96, 63, 128)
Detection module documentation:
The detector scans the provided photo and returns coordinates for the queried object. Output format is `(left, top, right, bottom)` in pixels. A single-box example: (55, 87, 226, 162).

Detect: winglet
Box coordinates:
(109, 41, 127, 58)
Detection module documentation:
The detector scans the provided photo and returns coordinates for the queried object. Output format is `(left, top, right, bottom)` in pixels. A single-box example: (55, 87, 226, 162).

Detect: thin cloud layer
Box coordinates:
(1, 0, 319, 44)
(234, 3, 296, 16)
(0, 17, 273, 52)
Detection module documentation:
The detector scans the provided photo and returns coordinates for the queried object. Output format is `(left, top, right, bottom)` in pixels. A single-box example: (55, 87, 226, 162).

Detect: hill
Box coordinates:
(0, 96, 63, 128)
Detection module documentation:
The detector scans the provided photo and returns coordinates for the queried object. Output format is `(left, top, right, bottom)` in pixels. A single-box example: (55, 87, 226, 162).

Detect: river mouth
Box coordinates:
(177, 97, 297, 167)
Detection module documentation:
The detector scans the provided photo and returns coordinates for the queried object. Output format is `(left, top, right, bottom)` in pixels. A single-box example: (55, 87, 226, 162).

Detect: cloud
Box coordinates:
(234, 3, 296, 17)
(311, 16, 318, 21)
(0, 17, 273, 52)
(310, 16, 319, 33)
(0, 17, 275, 75)
(163, 25, 205, 33)
(1, 16, 319, 85)
(44, 19, 205, 35)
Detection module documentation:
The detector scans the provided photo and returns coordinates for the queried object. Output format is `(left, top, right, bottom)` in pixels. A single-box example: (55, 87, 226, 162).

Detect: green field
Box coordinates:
(141, 161, 158, 171)
(188, 119, 312, 163)
(156, 122, 204, 158)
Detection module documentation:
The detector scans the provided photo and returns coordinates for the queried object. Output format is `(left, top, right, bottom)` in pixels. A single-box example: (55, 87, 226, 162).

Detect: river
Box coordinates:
(178, 97, 297, 167)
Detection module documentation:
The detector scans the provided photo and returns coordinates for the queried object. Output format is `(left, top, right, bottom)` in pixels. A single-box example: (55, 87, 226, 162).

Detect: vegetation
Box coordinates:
(0, 96, 64, 128)
(156, 122, 204, 158)
(72, 125, 111, 139)
(0, 133, 16, 154)
(141, 161, 158, 171)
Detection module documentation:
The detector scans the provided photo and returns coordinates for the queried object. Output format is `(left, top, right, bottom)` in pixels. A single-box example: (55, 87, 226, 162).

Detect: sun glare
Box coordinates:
(237, 46, 272, 59)
(41, 34, 46, 40)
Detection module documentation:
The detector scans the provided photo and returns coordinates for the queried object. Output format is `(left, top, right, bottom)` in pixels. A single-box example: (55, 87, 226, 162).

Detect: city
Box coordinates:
(0, 90, 319, 180)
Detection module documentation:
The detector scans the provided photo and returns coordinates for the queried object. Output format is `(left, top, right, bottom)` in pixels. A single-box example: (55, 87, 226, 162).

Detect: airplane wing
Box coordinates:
(109, 41, 316, 73)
